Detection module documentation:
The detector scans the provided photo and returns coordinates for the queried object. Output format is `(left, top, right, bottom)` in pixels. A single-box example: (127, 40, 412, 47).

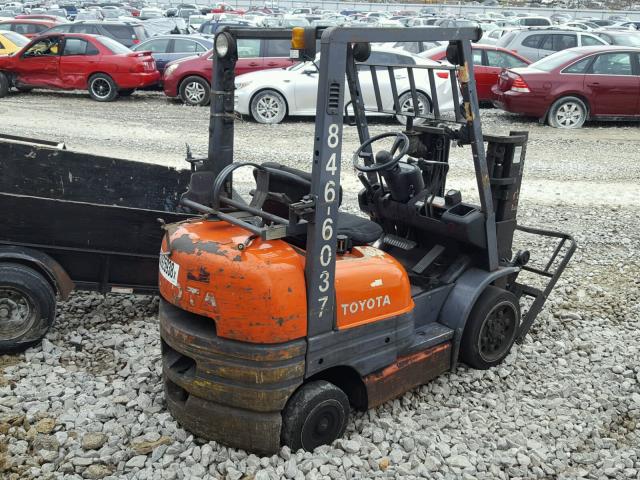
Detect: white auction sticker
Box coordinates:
(159, 254, 180, 286)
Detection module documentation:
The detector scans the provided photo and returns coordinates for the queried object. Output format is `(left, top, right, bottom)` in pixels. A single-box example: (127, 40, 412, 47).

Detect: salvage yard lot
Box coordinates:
(1, 91, 639, 480)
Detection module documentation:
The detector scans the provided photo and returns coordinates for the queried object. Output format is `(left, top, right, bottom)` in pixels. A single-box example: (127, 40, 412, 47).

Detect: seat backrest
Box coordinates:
(253, 162, 343, 217)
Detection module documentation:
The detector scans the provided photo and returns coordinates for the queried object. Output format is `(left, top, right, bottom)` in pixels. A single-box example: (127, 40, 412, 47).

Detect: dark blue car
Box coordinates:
(131, 34, 213, 74)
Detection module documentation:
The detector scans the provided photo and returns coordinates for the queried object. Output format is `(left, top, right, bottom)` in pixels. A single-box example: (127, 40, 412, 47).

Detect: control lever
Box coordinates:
(358, 172, 372, 190)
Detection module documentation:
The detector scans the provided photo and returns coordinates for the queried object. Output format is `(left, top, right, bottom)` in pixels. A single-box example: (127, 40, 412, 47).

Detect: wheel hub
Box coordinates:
(0, 288, 35, 341)
(556, 103, 582, 127)
(185, 82, 205, 103)
(257, 97, 279, 119)
(478, 301, 517, 362)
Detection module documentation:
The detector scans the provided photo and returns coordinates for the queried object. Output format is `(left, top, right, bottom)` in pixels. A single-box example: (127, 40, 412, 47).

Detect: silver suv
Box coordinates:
(496, 28, 608, 61)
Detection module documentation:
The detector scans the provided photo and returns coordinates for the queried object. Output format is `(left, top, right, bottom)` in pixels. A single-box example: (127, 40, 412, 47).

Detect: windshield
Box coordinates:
(4, 31, 28, 47)
(530, 49, 582, 72)
(97, 35, 131, 54)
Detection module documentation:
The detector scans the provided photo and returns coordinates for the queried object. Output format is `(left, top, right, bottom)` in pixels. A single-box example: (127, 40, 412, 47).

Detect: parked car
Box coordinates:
(492, 46, 640, 128)
(421, 44, 530, 102)
(0, 19, 60, 38)
(509, 16, 552, 27)
(497, 29, 608, 61)
(234, 48, 456, 124)
(15, 14, 68, 22)
(138, 7, 163, 20)
(0, 30, 28, 55)
(132, 34, 212, 73)
(163, 37, 295, 106)
(44, 21, 148, 47)
(0, 33, 160, 101)
(593, 31, 640, 47)
(199, 19, 252, 34)
(479, 27, 520, 45)
(387, 40, 444, 54)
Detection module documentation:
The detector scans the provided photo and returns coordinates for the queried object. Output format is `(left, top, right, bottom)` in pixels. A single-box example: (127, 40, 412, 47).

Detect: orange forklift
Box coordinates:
(158, 26, 576, 454)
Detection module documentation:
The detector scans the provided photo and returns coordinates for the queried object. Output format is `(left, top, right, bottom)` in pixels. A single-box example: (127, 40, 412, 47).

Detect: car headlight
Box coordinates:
(234, 80, 252, 90)
(164, 64, 178, 78)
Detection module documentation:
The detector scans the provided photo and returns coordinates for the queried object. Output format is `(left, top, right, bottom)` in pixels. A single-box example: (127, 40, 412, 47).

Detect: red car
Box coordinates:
(210, 3, 245, 14)
(0, 19, 60, 39)
(0, 34, 160, 102)
(492, 46, 640, 128)
(163, 39, 294, 106)
(420, 44, 530, 102)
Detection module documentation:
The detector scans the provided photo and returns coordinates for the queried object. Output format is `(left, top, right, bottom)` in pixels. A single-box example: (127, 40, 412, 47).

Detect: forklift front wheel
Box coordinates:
(0, 263, 57, 353)
(461, 286, 520, 370)
(281, 380, 350, 452)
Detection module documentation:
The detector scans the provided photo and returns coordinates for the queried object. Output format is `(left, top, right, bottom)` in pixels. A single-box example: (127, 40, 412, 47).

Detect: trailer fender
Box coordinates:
(438, 266, 519, 369)
(0, 246, 74, 300)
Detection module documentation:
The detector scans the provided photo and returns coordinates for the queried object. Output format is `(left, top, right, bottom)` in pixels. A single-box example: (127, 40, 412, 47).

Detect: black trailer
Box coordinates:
(0, 134, 192, 351)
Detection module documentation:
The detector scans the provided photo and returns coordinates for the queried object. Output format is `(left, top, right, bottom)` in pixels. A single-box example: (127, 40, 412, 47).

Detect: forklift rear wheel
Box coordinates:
(281, 380, 350, 452)
(0, 72, 9, 98)
(251, 90, 287, 124)
(0, 263, 56, 352)
(461, 286, 520, 370)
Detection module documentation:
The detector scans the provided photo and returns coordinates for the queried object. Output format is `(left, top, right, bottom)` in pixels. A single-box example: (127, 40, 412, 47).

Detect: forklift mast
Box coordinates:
(195, 26, 499, 337)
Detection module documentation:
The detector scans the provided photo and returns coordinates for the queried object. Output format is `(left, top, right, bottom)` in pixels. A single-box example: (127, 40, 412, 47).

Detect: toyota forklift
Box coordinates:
(158, 26, 576, 454)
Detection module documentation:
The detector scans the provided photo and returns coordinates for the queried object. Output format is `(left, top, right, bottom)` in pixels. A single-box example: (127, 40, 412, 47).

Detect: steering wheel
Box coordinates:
(352, 132, 410, 173)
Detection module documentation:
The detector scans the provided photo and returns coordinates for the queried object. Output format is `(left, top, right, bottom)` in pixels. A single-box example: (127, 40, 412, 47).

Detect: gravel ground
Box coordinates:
(1, 90, 639, 480)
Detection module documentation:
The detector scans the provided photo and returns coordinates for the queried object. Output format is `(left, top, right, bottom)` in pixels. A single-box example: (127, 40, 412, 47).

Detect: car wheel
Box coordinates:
(396, 91, 432, 126)
(179, 76, 210, 106)
(88, 73, 119, 102)
(461, 286, 520, 370)
(250, 89, 287, 124)
(119, 89, 134, 97)
(548, 96, 587, 129)
(0, 263, 57, 353)
(281, 380, 350, 451)
(0, 72, 9, 98)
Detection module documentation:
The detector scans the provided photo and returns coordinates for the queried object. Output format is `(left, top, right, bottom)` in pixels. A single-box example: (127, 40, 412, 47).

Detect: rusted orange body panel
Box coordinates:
(364, 342, 451, 408)
(159, 220, 308, 344)
(159, 220, 414, 344)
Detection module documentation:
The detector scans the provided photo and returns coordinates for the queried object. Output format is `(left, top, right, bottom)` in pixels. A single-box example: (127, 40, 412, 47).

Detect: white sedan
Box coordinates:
(234, 48, 456, 124)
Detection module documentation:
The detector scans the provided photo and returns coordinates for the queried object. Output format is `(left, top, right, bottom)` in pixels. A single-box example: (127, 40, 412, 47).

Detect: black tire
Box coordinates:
(396, 91, 432, 126)
(460, 286, 520, 370)
(0, 263, 56, 353)
(119, 89, 134, 97)
(88, 73, 119, 102)
(0, 72, 9, 98)
(547, 96, 587, 129)
(281, 380, 350, 452)
(250, 89, 287, 124)
(179, 76, 210, 106)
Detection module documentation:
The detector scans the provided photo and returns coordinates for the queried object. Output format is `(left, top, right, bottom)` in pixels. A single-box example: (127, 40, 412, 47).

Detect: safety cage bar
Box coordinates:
(355, 62, 464, 125)
(513, 225, 577, 343)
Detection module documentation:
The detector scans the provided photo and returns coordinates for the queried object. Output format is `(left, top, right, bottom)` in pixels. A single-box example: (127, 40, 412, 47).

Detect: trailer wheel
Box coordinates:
(281, 380, 350, 452)
(0, 263, 56, 352)
(461, 286, 520, 370)
(0, 72, 9, 98)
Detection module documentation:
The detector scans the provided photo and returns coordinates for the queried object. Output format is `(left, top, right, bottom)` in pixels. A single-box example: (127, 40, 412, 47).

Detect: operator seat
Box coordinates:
(256, 162, 383, 246)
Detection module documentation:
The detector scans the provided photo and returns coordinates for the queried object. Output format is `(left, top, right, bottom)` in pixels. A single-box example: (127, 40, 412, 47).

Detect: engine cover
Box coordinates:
(159, 220, 413, 344)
